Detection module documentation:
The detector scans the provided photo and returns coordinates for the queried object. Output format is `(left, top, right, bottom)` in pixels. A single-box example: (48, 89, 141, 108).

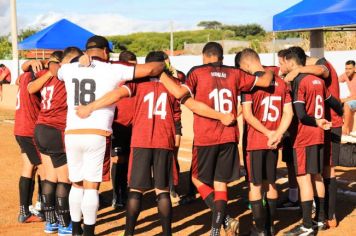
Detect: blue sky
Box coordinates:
(0, 0, 301, 36)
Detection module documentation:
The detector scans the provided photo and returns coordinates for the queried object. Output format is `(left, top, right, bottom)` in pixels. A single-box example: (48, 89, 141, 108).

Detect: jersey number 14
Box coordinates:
(144, 92, 167, 119)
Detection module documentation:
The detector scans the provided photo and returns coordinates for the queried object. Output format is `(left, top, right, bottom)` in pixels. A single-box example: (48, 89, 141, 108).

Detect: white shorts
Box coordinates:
(65, 134, 107, 183)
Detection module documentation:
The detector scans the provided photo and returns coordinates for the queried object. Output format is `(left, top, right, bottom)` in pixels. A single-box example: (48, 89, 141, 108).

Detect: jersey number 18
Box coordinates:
(72, 79, 96, 106)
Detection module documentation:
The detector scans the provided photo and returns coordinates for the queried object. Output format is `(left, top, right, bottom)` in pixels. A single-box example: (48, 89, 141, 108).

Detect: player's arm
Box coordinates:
(133, 62, 165, 78)
(21, 60, 44, 73)
(182, 97, 235, 126)
(293, 102, 331, 130)
(268, 103, 294, 147)
(76, 87, 130, 119)
(247, 63, 274, 88)
(284, 65, 329, 82)
(27, 71, 51, 93)
(160, 72, 190, 99)
(242, 101, 274, 138)
(325, 95, 344, 116)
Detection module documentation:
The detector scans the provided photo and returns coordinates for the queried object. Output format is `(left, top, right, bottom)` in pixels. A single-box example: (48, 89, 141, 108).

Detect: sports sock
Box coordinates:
(157, 192, 172, 236)
(118, 162, 128, 199)
(301, 200, 313, 228)
(41, 180, 57, 223)
(56, 182, 72, 227)
(124, 191, 143, 236)
(72, 221, 83, 236)
(197, 184, 214, 209)
(83, 224, 95, 236)
(111, 162, 118, 202)
(288, 188, 298, 203)
(324, 177, 336, 220)
(37, 175, 42, 203)
(19, 176, 32, 216)
(266, 198, 277, 228)
(211, 191, 227, 236)
(69, 186, 84, 222)
(81, 189, 99, 226)
(28, 178, 35, 207)
(314, 197, 325, 222)
(250, 199, 265, 232)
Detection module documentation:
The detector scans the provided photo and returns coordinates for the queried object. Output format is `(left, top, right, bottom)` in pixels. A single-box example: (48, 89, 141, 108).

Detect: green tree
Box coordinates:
(0, 36, 12, 59)
(197, 21, 223, 30)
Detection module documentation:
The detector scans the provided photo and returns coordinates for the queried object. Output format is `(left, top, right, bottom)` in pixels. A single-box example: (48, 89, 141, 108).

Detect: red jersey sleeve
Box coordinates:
(293, 79, 306, 104)
(283, 82, 292, 104)
(240, 92, 253, 104)
(183, 68, 198, 96)
(236, 69, 257, 92)
(122, 81, 137, 97)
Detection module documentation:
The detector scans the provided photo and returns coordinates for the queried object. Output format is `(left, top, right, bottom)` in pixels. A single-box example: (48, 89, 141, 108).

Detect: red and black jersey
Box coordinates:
(241, 76, 292, 151)
(315, 58, 343, 128)
(291, 73, 331, 148)
(123, 77, 180, 150)
(183, 63, 257, 146)
(14, 72, 41, 137)
(36, 69, 67, 131)
(114, 97, 135, 126)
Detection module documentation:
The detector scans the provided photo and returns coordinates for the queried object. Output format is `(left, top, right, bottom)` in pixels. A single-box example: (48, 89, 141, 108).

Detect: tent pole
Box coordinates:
(310, 30, 324, 57)
(10, 0, 19, 83)
(272, 31, 276, 66)
(42, 50, 44, 60)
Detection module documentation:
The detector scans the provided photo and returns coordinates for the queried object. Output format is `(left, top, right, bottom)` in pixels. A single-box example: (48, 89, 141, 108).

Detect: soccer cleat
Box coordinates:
(44, 222, 59, 234)
(341, 135, 356, 143)
(325, 218, 338, 228)
(18, 213, 44, 223)
(283, 224, 314, 236)
(312, 221, 327, 231)
(349, 131, 356, 137)
(58, 222, 73, 236)
(224, 217, 239, 236)
(277, 199, 300, 210)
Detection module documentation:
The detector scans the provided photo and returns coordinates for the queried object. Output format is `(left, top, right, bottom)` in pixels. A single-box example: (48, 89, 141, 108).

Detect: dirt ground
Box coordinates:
(0, 119, 355, 235)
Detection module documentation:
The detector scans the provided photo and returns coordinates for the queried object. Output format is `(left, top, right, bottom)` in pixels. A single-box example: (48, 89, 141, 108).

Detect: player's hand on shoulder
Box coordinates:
(284, 68, 300, 82)
(316, 118, 332, 130)
(220, 113, 236, 126)
(30, 60, 43, 73)
(76, 104, 93, 119)
(79, 53, 91, 67)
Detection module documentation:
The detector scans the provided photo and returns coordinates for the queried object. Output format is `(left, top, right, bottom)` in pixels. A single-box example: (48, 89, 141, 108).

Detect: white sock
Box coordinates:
(69, 186, 84, 222)
(288, 188, 298, 203)
(81, 189, 99, 225)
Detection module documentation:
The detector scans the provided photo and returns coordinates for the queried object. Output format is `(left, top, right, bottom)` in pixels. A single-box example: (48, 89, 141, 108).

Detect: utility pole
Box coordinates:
(10, 0, 19, 82)
(170, 21, 174, 56)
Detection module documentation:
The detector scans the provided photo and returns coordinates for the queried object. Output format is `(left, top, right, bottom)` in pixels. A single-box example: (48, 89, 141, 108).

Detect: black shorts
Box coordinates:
(175, 120, 182, 136)
(192, 142, 239, 186)
(34, 124, 67, 168)
(282, 134, 294, 163)
(128, 148, 173, 190)
(15, 136, 42, 166)
(324, 127, 342, 167)
(111, 122, 132, 157)
(246, 150, 278, 184)
(293, 145, 324, 176)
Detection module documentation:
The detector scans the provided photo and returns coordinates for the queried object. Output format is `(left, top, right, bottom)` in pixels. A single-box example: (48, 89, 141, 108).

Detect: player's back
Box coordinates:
(242, 76, 291, 150)
(123, 78, 177, 150)
(58, 59, 134, 133)
(292, 73, 329, 148)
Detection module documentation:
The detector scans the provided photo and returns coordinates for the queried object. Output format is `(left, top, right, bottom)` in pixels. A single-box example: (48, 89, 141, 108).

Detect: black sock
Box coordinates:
(301, 200, 313, 228)
(83, 224, 95, 236)
(266, 198, 277, 229)
(37, 175, 42, 202)
(157, 192, 172, 236)
(28, 178, 35, 207)
(204, 192, 231, 230)
(314, 197, 325, 222)
(19, 176, 32, 215)
(118, 162, 128, 199)
(124, 191, 142, 236)
(42, 180, 57, 223)
(250, 199, 265, 232)
(111, 163, 118, 201)
(324, 177, 336, 220)
(211, 200, 227, 236)
(72, 221, 83, 235)
(56, 182, 72, 227)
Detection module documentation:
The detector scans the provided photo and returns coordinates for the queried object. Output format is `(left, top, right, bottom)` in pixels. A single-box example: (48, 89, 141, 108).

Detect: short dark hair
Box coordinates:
(49, 51, 63, 63)
(0, 64, 5, 68)
(284, 46, 306, 66)
(239, 48, 260, 62)
(277, 49, 288, 58)
(63, 47, 83, 57)
(119, 51, 137, 62)
(202, 42, 223, 60)
(234, 51, 241, 68)
(145, 51, 165, 63)
(346, 60, 355, 66)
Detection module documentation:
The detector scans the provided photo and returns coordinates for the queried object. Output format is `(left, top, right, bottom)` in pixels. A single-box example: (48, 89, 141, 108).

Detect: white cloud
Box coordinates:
(0, 0, 10, 36)
(21, 12, 197, 36)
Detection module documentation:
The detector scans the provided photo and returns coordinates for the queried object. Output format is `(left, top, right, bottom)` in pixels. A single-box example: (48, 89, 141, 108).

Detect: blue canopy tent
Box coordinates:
(19, 18, 113, 51)
(273, 0, 356, 57)
(273, 0, 356, 31)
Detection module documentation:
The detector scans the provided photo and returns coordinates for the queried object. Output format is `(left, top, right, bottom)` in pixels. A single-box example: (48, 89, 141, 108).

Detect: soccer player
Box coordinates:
(14, 70, 44, 223)
(239, 49, 294, 236)
(159, 42, 274, 236)
(282, 47, 343, 236)
(0, 63, 11, 99)
(111, 50, 137, 209)
(58, 36, 165, 236)
(284, 50, 344, 227)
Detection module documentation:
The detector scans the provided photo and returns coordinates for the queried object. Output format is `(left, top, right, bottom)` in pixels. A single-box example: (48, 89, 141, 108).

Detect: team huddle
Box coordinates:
(14, 35, 344, 236)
